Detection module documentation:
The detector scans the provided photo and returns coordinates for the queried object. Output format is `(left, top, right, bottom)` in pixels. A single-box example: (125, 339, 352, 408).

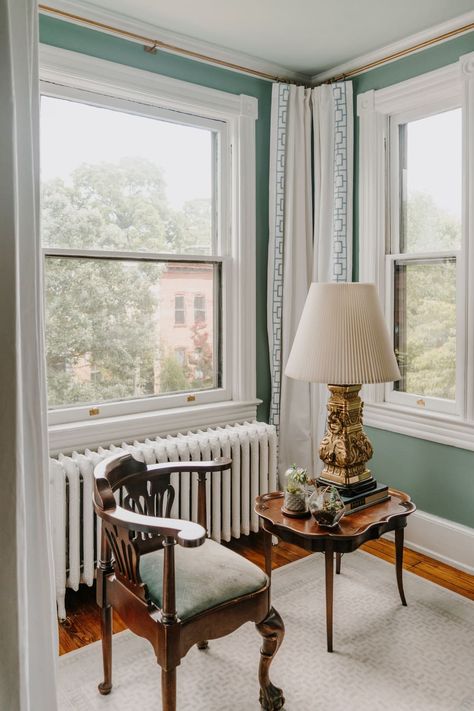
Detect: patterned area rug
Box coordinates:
(58, 550, 474, 710)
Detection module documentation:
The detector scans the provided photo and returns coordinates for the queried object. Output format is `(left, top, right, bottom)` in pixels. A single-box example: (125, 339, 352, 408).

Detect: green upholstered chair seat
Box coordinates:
(139, 538, 268, 620)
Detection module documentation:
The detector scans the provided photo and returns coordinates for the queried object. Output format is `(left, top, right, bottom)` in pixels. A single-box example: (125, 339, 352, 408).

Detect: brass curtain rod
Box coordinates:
(39, 5, 474, 86)
(38, 4, 301, 84)
(326, 20, 474, 82)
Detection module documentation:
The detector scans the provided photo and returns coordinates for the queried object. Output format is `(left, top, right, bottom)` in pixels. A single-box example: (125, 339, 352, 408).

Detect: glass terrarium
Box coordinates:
(282, 464, 309, 516)
(308, 485, 345, 528)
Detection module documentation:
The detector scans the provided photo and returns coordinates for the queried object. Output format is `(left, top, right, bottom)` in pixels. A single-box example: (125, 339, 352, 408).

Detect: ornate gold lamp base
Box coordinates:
(317, 384, 377, 495)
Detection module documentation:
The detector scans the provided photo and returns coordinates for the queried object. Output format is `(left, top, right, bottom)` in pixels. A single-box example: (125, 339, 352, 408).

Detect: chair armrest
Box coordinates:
(94, 455, 231, 503)
(143, 457, 232, 478)
(98, 505, 206, 548)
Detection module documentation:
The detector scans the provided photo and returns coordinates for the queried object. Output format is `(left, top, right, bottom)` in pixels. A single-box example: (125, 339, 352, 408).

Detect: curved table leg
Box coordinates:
(325, 548, 334, 652)
(335, 552, 342, 575)
(395, 528, 407, 606)
(263, 528, 273, 580)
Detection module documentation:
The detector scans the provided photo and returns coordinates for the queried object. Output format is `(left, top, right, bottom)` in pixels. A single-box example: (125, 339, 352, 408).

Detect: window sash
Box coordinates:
(384, 252, 462, 416)
(44, 249, 228, 425)
(388, 102, 462, 256)
(386, 101, 464, 417)
(40, 83, 227, 259)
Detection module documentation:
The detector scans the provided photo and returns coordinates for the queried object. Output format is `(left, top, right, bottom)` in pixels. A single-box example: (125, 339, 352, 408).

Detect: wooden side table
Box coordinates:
(255, 488, 416, 652)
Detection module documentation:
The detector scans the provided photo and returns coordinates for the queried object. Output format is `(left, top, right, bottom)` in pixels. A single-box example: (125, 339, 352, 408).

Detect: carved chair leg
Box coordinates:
(161, 667, 177, 711)
(98, 605, 113, 695)
(256, 607, 285, 711)
(197, 640, 209, 650)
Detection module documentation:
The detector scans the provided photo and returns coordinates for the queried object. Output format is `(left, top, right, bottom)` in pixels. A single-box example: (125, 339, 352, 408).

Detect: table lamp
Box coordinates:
(285, 282, 400, 497)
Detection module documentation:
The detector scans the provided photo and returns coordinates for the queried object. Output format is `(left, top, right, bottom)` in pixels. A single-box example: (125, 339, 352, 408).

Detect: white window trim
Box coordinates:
(40, 45, 259, 451)
(358, 52, 474, 451)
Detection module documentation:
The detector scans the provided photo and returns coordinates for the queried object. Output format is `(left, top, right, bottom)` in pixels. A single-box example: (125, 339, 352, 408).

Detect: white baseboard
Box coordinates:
(384, 509, 474, 575)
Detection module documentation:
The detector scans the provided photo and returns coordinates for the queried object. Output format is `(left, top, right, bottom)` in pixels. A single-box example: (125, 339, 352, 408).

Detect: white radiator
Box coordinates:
(49, 421, 277, 620)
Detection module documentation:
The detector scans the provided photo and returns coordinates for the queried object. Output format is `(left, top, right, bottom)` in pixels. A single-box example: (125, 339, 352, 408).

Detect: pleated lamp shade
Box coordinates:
(285, 282, 401, 385)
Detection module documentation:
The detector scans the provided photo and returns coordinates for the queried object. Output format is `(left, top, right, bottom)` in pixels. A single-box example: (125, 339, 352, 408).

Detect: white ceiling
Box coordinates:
(62, 0, 474, 76)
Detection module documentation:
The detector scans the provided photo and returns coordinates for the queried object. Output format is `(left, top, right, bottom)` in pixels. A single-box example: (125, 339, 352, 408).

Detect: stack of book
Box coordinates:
(340, 481, 390, 515)
(316, 476, 390, 515)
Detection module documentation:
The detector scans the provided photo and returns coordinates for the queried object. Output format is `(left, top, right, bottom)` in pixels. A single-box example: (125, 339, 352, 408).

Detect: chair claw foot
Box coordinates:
(259, 684, 285, 710)
(256, 607, 285, 711)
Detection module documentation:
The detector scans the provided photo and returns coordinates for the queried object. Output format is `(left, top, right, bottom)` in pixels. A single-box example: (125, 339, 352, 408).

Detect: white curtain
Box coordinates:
(268, 81, 353, 480)
(0, 2, 58, 709)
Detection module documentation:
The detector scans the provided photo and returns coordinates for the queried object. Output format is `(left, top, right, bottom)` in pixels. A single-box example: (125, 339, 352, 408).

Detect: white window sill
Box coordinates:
(48, 399, 261, 455)
(364, 401, 474, 452)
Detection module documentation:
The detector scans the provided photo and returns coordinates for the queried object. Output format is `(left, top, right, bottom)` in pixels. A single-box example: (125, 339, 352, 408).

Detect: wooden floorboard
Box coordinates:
(360, 539, 474, 600)
(58, 533, 474, 655)
(59, 585, 127, 655)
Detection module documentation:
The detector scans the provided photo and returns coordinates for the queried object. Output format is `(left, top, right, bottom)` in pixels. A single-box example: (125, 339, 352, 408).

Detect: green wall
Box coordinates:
(366, 427, 474, 526)
(39, 15, 272, 421)
(40, 16, 474, 526)
(353, 32, 474, 527)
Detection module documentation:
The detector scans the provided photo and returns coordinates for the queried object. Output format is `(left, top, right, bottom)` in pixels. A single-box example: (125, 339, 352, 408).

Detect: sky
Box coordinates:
(40, 95, 462, 223)
(406, 107, 462, 221)
(40, 95, 213, 209)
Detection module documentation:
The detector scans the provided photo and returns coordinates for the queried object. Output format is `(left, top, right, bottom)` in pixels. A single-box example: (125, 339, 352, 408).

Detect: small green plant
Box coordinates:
(286, 482, 302, 495)
(323, 486, 344, 512)
(284, 464, 309, 493)
(308, 485, 345, 527)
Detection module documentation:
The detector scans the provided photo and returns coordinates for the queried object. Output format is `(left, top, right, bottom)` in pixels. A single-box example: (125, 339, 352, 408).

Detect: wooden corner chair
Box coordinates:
(93, 452, 285, 711)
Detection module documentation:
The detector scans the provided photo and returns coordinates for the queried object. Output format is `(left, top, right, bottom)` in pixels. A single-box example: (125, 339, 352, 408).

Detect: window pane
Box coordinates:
(174, 295, 185, 325)
(399, 109, 462, 253)
(40, 96, 215, 254)
(45, 258, 219, 407)
(194, 294, 206, 322)
(394, 258, 456, 400)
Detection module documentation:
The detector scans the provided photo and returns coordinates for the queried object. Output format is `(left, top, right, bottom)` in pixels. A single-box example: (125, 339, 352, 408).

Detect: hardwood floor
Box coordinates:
(58, 532, 474, 655)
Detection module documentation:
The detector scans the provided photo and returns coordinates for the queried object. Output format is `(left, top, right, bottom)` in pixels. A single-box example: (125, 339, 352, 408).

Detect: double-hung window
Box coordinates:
(40, 46, 258, 451)
(358, 53, 474, 450)
(388, 107, 462, 414)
